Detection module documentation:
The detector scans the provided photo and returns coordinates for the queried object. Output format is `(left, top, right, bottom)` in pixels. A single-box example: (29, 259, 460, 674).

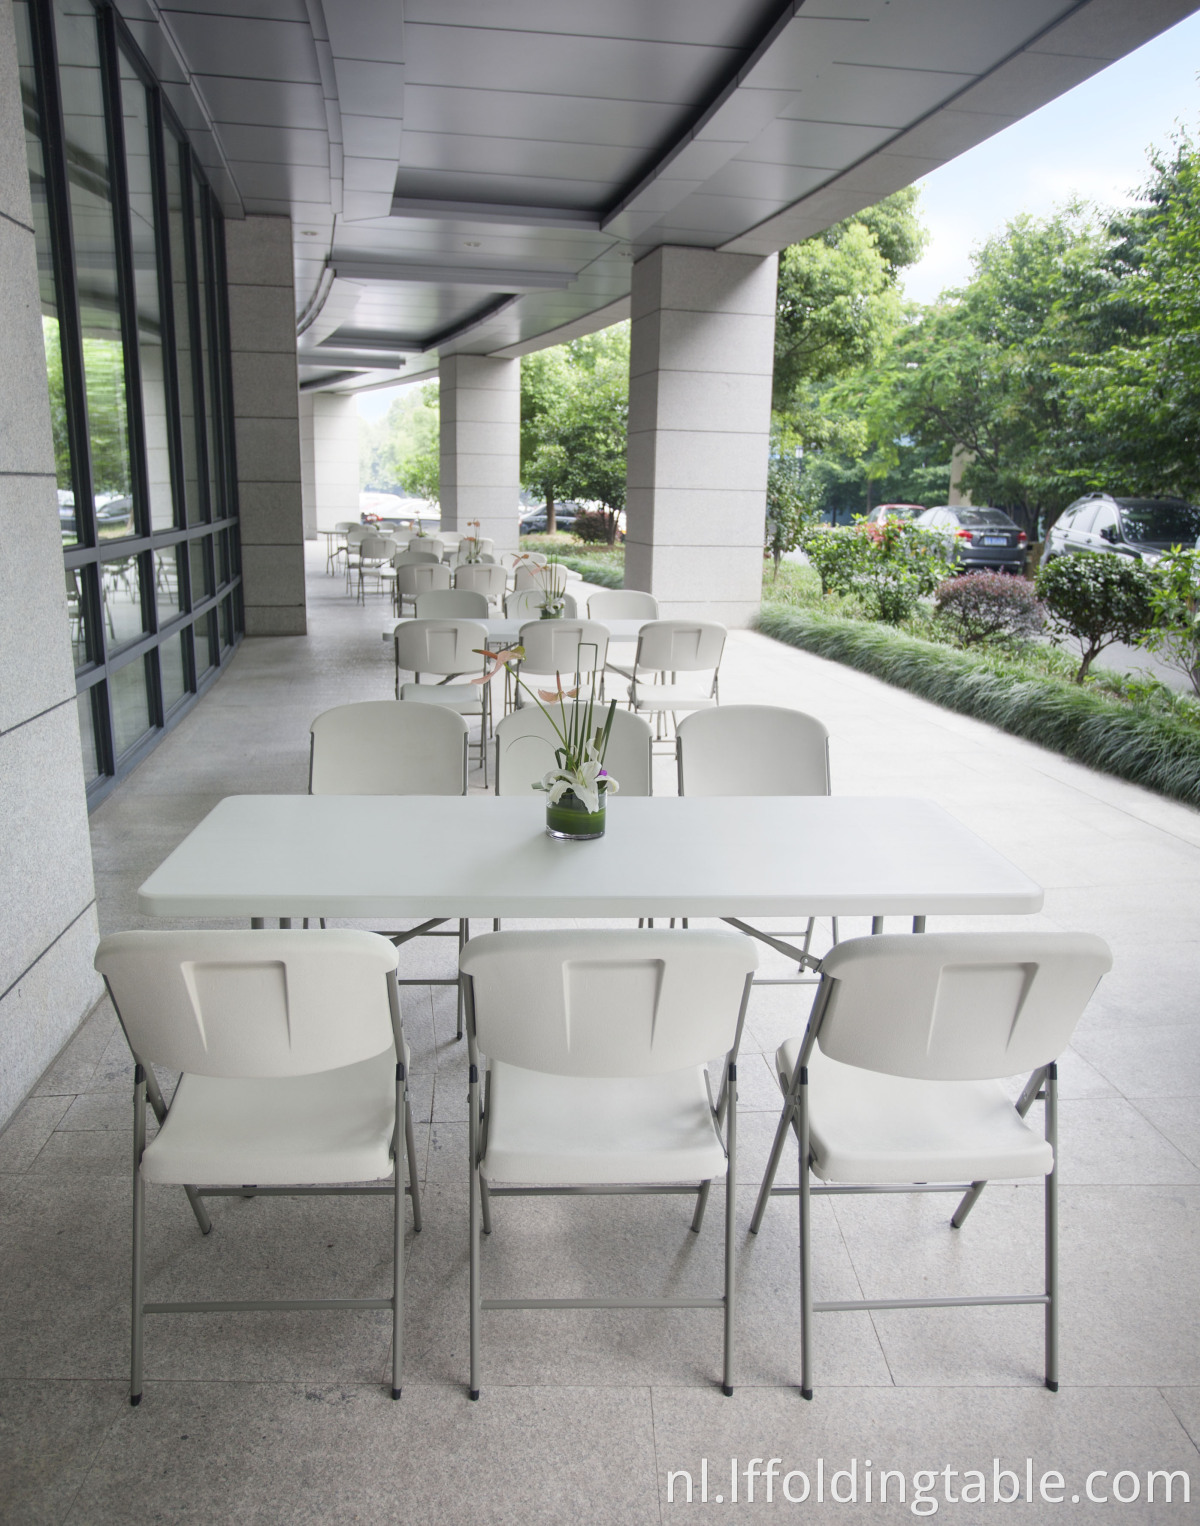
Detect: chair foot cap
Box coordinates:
(130, 1393, 142, 1407)
(1045, 1379, 1059, 1393)
(469, 1389, 480, 1402)
(721, 1384, 733, 1398)
(391, 1387, 402, 1400)
(801, 1388, 813, 1401)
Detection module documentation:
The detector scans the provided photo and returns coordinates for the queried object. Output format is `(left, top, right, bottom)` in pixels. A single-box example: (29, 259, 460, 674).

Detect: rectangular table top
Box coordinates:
(138, 794, 1043, 921)
(383, 618, 645, 648)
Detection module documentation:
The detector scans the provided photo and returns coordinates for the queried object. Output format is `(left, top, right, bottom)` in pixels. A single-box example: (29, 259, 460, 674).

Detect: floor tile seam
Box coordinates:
(1124, 1100, 1200, 1171)
(823, 1192, 896, 1388)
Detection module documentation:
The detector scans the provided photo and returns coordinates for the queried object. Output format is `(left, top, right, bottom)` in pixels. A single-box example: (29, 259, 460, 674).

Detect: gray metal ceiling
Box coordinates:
(114, 0, 1200, 390)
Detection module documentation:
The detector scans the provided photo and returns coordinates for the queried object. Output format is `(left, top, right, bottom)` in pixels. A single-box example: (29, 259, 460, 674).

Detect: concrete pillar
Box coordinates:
(300, 391, 359, 536)
(624, 246, 778, 625)
(225, 215, 306, 634)
(438, 354, 521, 553)
(0, 1, 102, 1128)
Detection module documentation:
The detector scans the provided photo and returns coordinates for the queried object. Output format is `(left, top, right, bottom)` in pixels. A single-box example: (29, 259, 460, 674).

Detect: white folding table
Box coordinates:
(383, 617, 645, 648)
(139, 794, 1042, 924)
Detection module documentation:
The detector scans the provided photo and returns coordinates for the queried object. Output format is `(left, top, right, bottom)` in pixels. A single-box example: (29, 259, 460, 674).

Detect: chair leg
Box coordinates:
(456, 922, 468, 1041)
(750, 1087, 797, 1234)
(404, 1096, 422, 1234)
(130, 1067, 147, 1405)
(690, 1180, 711, 1233)
(798, 1068, 813, 1400)
(1044, 1061, 1059, 1391)
(392, 1066, 406, 1399)
(468, 1061, 482, 1400)
(722, 1059, 737, 1397)
(479, 1176, 493, 1236)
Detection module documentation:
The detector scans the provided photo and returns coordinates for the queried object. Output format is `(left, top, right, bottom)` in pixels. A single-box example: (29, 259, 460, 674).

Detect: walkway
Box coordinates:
(2, 543, 1198, 1522)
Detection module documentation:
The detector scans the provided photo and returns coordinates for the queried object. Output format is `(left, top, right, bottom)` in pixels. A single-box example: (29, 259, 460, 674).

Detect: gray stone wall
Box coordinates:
(0, 0, 102, 1130)
(225, 215, 307, 635)
(438, 354, 521, 554)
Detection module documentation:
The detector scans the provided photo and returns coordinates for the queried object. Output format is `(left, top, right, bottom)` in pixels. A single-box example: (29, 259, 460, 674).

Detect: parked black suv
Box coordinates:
(1044, 495, 1200, 565)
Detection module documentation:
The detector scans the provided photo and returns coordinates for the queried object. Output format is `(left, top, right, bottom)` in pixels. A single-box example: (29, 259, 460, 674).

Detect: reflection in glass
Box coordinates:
(160, 630, 187, 711)
(15, 2, 77, 544)
(189, 537, 211, 602)
(193, 188, 222, 518)
(220, 593, 234, 649)
(77, 688, 101, 781)
(100, 554, 146, 648)
(110, 656, 152, 756)
(154, 545, 181, 621)
(194, 612, 215, 675)
(118, 51, 175, 532)
(217, 527, 230, 586)
(53, 0, 134, 534)
(164, 139, 201, 523)
(65, 565, 91, 668)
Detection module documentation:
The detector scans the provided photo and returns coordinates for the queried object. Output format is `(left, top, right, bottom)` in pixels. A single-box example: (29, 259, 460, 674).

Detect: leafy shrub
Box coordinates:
(556, 554, 623, 588)
(934, 572, 1044, 646)
(1143, 546, 1200, 696)
(571, 509, 615, 544)
(1037, 552, 1156, 682)
(799, 521, 952, 623)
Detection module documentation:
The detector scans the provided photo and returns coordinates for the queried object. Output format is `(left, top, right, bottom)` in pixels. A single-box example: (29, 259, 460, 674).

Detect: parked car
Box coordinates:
(519, 504, 579, 535)
(1043, 494, 1200, 566)
(914, 505, 1028, 573)
(862, 503, 924, 525)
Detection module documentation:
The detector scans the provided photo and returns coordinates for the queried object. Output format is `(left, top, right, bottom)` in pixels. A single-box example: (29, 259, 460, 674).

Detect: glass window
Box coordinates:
(164, 139, 204, 524)
(77, 687, 101, 781)
(153, 545, 182, 620)
(194, 611, 215, 676)
(118, 50, 175, 533)
(53, 0, 134, 537)
(220, 593, 234, 650)
(110, 654, 152, 755)
(1070, 505, 1098, 534)
(189, 537, 211, 603)
(160, 629, 188, 712)
(1117, 499, 1200, 546)
(100, 553, 146, 648)
(65, 565, 92, 668)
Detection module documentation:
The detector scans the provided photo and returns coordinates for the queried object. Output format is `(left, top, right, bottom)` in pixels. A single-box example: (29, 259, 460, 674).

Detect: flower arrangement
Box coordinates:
(512, 550, 567, 618)
(474, 642, 618, 832)
(459, 518, 484, 564)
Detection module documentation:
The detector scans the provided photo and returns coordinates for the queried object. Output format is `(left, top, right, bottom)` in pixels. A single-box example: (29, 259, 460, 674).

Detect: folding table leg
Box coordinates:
(798, 1068, 813, 1401)
(1044, 1062, 1059, 1392)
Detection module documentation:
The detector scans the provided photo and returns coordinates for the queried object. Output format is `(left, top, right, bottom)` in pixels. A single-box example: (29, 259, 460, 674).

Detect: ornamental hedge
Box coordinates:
(756, 604, 1200, 807)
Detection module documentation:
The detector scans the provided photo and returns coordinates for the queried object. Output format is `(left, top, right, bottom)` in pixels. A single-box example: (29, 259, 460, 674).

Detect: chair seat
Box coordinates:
(630, 687, 716, 713)
(400, 682, 483, 712)
(142, 1045, 405, 1186)
(481, 1060, 726, 1185)
(777, 1040, 1054, 1184)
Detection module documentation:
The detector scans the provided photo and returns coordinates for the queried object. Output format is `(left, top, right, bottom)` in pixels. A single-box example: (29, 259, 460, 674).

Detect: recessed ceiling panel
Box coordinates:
(163, 14, 320, 83)
(404, 0, 778, 49)
(191, 74, 327, 130)
(403, 85, 684, 149)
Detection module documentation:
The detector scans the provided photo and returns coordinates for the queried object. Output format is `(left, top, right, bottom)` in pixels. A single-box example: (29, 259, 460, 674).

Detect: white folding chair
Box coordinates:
(629, 620, 726, 745)
(750, 931, 1112, 1398)
(415, 589, 489, 618)
(407, 537, 444, 559)
(341, 525, 369, 591)
(503, 589, 578, 619)
(677, 704, 833, 959)
(494, 704, 652, 797)
(514, 618, 609, 710)
(394, 618, 492, 784)
(587, 589, 658, 620)
(454, 563, 508, 608)
(95, 928, 420, 1405)
(513, 562, 568, 596)
(355, 533, 396, 602)
(309, 701, 471, 1037)
(461, 928, 758, 1399)
(394, 560, 451, 615)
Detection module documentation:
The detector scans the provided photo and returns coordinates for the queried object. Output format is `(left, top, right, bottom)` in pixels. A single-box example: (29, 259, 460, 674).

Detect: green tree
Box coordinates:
(520, 346, 574, 532)
(1143, 548, 1200, 695)
(360, 383, 439, 503)
(1037, 552, 1156, 682)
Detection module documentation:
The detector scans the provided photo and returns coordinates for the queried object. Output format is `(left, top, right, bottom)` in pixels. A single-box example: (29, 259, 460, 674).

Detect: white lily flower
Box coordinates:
(540, 759, 619, 815)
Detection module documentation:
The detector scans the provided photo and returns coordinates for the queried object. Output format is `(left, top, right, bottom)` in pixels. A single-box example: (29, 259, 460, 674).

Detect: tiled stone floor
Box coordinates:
(2, 543, 1198, 1522)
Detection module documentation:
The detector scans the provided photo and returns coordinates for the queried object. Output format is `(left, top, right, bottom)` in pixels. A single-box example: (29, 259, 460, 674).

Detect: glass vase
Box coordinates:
(545, 785, 606, 839)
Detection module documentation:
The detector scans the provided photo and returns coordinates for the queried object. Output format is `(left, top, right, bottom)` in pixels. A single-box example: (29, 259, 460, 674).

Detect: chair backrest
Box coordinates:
(476, 537, 494, 557)
(454, 564, 507, 598)
(677, 705, 830, 796)
(392, 550, 441, 568)
(634, 619, 726, 673)
(333, 520, 356, 533)
(517, 618, 608, 675)
(309, 700, 468, 794)
(407, 536, 444, 556)
(95, 929, 398, 1078)
(504, 589, 578, 619)
(815, 932, 1112, 1081)
(461, 929, 757, 1077)
(587, 589, 658, 620)
(494, 704, 652, 796)
(514, 563, 568, 595)
(415, 588, 489, 617)
(346, 525, 370, 546)
(358, 533, 394, 562)
(396, 562, 451, 597)
(393, 618, 487, 678)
